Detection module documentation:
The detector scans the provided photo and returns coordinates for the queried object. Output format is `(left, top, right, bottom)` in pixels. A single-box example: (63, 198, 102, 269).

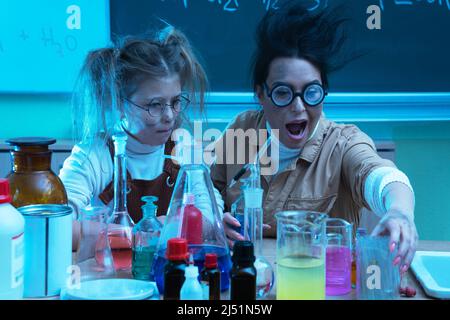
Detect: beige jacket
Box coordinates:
(210, 110, 396, 237)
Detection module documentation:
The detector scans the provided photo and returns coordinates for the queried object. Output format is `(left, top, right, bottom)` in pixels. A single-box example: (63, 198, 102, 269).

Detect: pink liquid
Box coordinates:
(326, 246, 352, 296)
(95, 229, 132, 271)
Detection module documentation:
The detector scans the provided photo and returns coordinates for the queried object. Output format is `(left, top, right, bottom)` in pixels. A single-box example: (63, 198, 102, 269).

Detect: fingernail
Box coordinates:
(393, 256, 401, 266)
(401, 265, 409, 273)
(390, 242, 396, 252)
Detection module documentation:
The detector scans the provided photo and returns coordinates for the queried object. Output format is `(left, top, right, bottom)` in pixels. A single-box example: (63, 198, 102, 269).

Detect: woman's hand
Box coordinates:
(222, 212, 271, 249)
(371, 209, 418, 274)
(223, 212, 245, 248)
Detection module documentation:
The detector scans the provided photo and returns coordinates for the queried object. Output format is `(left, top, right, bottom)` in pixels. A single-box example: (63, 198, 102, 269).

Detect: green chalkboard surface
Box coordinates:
(0, 0, 109, 93)
(110, 0, 450, 93)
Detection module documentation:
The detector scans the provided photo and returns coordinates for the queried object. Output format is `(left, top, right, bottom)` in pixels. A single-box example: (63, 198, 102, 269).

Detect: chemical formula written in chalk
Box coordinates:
(167, 0, 328, 12)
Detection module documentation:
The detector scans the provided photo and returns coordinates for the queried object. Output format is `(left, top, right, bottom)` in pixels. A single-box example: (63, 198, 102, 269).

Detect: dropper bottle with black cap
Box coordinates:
(230, 240, 257, 300)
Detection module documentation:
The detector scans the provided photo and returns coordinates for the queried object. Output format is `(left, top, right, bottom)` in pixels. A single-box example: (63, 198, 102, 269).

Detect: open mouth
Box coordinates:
(285, 120, 308, 140)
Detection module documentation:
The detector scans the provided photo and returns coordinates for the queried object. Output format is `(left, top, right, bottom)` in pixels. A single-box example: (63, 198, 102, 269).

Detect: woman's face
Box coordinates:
(257, 57, 324, 149)
(126, 75, 182, 146)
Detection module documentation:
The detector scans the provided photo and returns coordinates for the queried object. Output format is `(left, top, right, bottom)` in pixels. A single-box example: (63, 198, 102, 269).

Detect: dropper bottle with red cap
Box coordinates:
(164, 238, 189, 300)
(200, 253, 221, 300)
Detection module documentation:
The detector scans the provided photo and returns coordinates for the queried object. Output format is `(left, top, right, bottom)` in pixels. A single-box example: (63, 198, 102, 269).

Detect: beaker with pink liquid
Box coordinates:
(325, 218, 353, 296)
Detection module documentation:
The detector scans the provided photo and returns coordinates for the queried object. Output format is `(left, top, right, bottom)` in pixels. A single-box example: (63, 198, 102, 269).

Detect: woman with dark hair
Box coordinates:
(211, 1, 417, 275)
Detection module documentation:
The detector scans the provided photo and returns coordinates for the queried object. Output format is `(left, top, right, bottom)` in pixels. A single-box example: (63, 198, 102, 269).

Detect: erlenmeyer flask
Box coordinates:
(151, 164, 231, 294)
(96, 133, 135, 272)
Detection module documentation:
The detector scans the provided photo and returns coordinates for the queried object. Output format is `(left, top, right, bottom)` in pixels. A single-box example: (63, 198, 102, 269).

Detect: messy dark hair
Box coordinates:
(252, 1, 352, 92)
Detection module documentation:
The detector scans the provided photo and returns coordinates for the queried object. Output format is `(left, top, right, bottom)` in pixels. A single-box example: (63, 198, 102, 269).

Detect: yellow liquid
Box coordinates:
(277, 255, 325, 300)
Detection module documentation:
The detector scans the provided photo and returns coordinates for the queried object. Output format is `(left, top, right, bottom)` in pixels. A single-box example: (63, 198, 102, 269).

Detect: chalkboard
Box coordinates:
(110, 0, 450, 93)
(0, 0, 110, 93)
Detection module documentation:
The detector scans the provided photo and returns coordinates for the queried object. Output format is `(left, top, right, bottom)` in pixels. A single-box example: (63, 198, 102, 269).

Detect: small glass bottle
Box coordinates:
(164, 238, 188, 300)
(230, 240, 257, 300)
(6, 137, 67, 207)
(96, 133, 134, 272)
(180, 255, 203, 300)
(132, 196, 162, 281)
(200, 253, 221, 300)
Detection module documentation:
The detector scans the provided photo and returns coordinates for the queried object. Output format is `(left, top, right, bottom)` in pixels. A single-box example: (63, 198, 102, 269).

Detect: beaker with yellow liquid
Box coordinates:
(275, 211, 328, 300)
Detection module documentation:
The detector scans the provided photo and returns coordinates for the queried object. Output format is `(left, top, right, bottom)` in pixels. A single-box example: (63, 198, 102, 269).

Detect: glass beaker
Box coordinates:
(275, 211, 328, 300)
(325, 218, 353, 296)
(5, 137, 68, 207)
(356, 235, 400, 300)
(76, 205, 115, 281)
(151, 164, 231, 294)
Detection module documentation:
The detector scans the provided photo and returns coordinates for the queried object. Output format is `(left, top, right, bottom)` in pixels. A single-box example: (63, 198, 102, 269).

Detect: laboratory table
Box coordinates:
(61, 239, 450, 301)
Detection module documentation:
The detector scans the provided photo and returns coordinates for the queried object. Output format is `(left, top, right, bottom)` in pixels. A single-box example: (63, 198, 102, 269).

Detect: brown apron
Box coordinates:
(99, 140, 179, 223)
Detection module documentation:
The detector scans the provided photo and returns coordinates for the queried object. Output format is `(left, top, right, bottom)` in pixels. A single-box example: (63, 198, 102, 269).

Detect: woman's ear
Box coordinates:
(255, 85, 265, 104)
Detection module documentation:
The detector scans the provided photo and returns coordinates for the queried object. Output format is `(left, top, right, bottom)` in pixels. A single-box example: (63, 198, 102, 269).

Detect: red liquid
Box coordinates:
(181, 204, 203, 245)
(95, 229, 132, 271)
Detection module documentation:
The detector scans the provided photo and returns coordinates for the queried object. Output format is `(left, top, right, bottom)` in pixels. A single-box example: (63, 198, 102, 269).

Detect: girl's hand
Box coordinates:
(371, 209, 418, 274)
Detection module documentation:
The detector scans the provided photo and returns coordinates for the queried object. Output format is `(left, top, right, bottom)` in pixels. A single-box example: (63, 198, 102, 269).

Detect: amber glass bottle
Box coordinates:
(6, 137, 68, 207)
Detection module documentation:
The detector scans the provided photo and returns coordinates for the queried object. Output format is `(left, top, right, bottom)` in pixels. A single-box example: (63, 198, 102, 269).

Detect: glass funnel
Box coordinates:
(151, 164, 231, 294)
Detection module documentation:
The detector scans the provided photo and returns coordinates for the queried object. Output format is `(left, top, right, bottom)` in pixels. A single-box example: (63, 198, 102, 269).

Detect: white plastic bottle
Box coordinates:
(180, 256, 203, 300)
(0, 179, 25, 300)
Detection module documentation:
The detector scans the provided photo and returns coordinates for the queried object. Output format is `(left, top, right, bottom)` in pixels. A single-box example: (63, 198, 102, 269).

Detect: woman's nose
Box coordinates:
(291, 96, 306, 113)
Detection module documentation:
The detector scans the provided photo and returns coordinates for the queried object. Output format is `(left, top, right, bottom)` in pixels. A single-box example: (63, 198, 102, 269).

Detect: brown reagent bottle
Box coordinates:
(6, 137, 67, 207)
(164, 238, 188, 300)
(230, 240, 256, 300)
(200, 253, 221, 300)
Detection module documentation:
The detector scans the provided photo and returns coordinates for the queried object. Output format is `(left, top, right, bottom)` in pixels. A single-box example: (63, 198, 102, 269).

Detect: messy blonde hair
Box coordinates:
(72, 26, 208, 146)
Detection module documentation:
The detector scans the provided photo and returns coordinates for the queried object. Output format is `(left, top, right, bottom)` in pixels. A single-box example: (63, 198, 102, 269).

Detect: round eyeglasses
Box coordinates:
(264, 82, 327, 108)
(125, 94, 190, 117)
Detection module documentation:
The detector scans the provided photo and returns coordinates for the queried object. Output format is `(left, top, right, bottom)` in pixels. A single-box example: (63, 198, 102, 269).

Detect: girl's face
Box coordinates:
(126, 75, 182, 146)
(257, 57, 324, 149)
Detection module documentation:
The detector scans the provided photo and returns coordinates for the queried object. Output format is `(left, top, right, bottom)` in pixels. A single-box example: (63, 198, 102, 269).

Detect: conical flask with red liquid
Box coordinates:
(151, 164, 231, 294)
(96, 133, 134, 272)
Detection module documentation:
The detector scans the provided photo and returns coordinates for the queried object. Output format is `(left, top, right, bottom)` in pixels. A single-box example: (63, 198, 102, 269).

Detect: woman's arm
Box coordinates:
(371, 182, 418, 274)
